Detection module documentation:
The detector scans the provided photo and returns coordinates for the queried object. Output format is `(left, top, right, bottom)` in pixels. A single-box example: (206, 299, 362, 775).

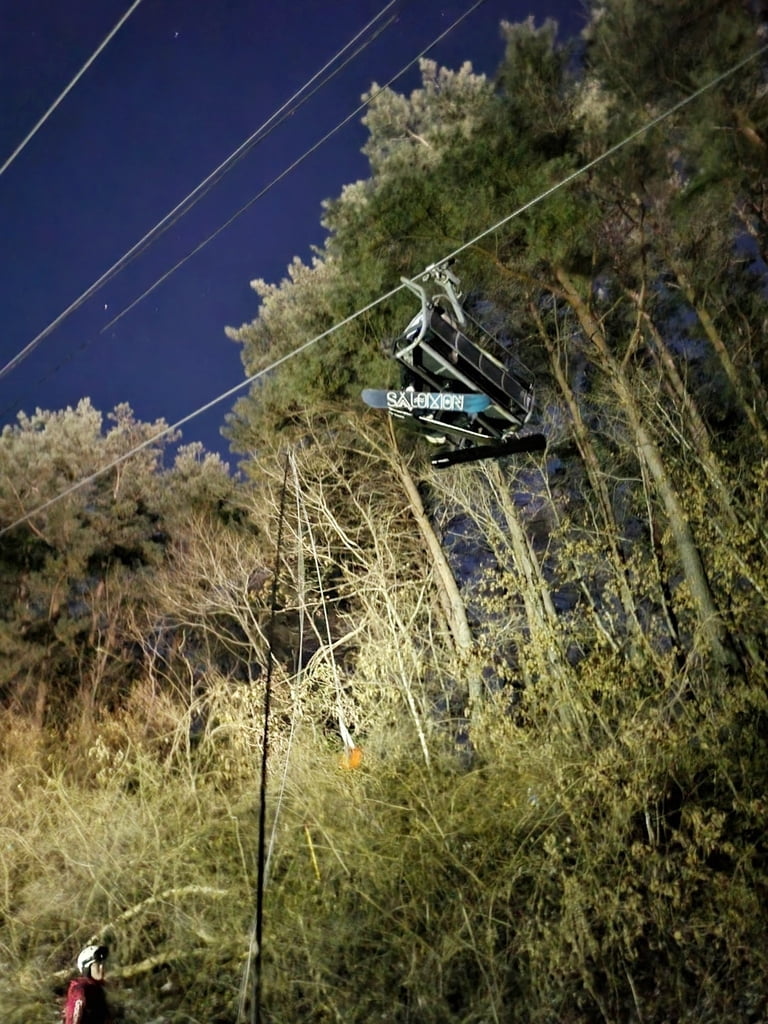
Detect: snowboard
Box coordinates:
(362, 388, 491, 414)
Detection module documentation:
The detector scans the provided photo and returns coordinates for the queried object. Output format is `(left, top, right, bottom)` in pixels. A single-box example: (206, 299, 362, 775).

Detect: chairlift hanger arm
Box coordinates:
(393, 260, 467, 361)
(393, 276, 431, 358)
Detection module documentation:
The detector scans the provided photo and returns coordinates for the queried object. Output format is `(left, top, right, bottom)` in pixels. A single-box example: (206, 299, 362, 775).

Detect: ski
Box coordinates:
(431, 433, 547, 469)
(362, 388, 491, 414)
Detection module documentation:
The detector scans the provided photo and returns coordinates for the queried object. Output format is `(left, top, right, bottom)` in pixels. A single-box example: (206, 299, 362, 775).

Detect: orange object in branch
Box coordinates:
(340, 745, 363, 770)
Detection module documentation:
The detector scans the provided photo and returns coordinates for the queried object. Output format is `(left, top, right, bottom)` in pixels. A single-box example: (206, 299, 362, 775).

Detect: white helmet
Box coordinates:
(77, 944, 109, 976)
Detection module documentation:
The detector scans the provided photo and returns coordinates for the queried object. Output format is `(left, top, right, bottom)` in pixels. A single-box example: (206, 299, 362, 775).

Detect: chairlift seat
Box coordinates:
(394, 308, 534, 438)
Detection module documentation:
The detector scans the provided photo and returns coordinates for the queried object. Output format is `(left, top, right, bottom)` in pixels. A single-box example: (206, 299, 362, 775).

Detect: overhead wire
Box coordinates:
(0, 0, 487, 413)
(0, 0, 399, 383)
(96, 0, 491, 335)
(2, 40, 766, 539)
(0, 3, 398, 422)
(0, 0, 145, 179)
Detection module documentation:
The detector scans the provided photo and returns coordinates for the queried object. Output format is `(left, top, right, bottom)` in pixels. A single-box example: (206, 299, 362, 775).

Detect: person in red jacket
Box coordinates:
(62, 945, 112, 1024)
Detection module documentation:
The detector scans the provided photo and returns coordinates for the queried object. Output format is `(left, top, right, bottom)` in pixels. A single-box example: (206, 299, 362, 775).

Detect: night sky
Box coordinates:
(0, 0, 585, 465)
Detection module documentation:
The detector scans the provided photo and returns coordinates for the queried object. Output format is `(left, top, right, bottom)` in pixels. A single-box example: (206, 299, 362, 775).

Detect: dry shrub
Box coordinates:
(0, 698, 257, 1023)
(252, 648, 768, 1024)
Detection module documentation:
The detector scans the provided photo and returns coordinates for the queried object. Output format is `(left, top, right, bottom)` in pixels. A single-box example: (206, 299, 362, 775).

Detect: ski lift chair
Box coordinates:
(391, 261, 535, 446)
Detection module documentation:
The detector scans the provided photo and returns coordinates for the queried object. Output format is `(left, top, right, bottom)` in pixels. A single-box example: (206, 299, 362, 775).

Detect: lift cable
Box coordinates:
(1, 40, 765, 539)
(0, 0, 145, 179)
(95, 0, 490, 337)
(0, 0, 398, 383)
(0, 0, 487, 415)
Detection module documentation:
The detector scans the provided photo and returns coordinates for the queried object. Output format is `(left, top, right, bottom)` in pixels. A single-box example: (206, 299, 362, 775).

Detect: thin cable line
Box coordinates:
(439, 42, 768, 264)
(0, 0, 145, 179)
(97, 0, 490, 334)
(0, 287, 402, 536)
(0, 1, 398, 383)
(0, 0, 488, 422)
(0, 2, 398, 421)
(0, 7, 398, 425)
(2, 41, 766, 538)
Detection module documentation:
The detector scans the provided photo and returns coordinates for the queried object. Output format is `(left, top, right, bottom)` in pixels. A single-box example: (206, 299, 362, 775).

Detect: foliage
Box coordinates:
(1, 0, 768, 1021)
(0, 401, 243, 723)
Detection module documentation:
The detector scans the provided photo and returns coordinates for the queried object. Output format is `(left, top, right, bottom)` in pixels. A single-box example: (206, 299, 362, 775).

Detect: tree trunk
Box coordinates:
(531, 301, 648, 661)
(484, 462, 586, 738)
(389, 425, 483, 709)
(669, 263, 768, 451)
(630, 293, 768, 597)
(555, 267, 737, 670)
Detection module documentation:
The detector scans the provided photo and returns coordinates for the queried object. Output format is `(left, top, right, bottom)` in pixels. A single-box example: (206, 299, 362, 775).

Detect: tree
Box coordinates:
(0, 400, 242, 724)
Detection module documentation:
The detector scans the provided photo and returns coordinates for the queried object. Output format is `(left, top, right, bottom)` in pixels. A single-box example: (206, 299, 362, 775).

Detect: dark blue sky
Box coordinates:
(0, 0, 584, 465)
